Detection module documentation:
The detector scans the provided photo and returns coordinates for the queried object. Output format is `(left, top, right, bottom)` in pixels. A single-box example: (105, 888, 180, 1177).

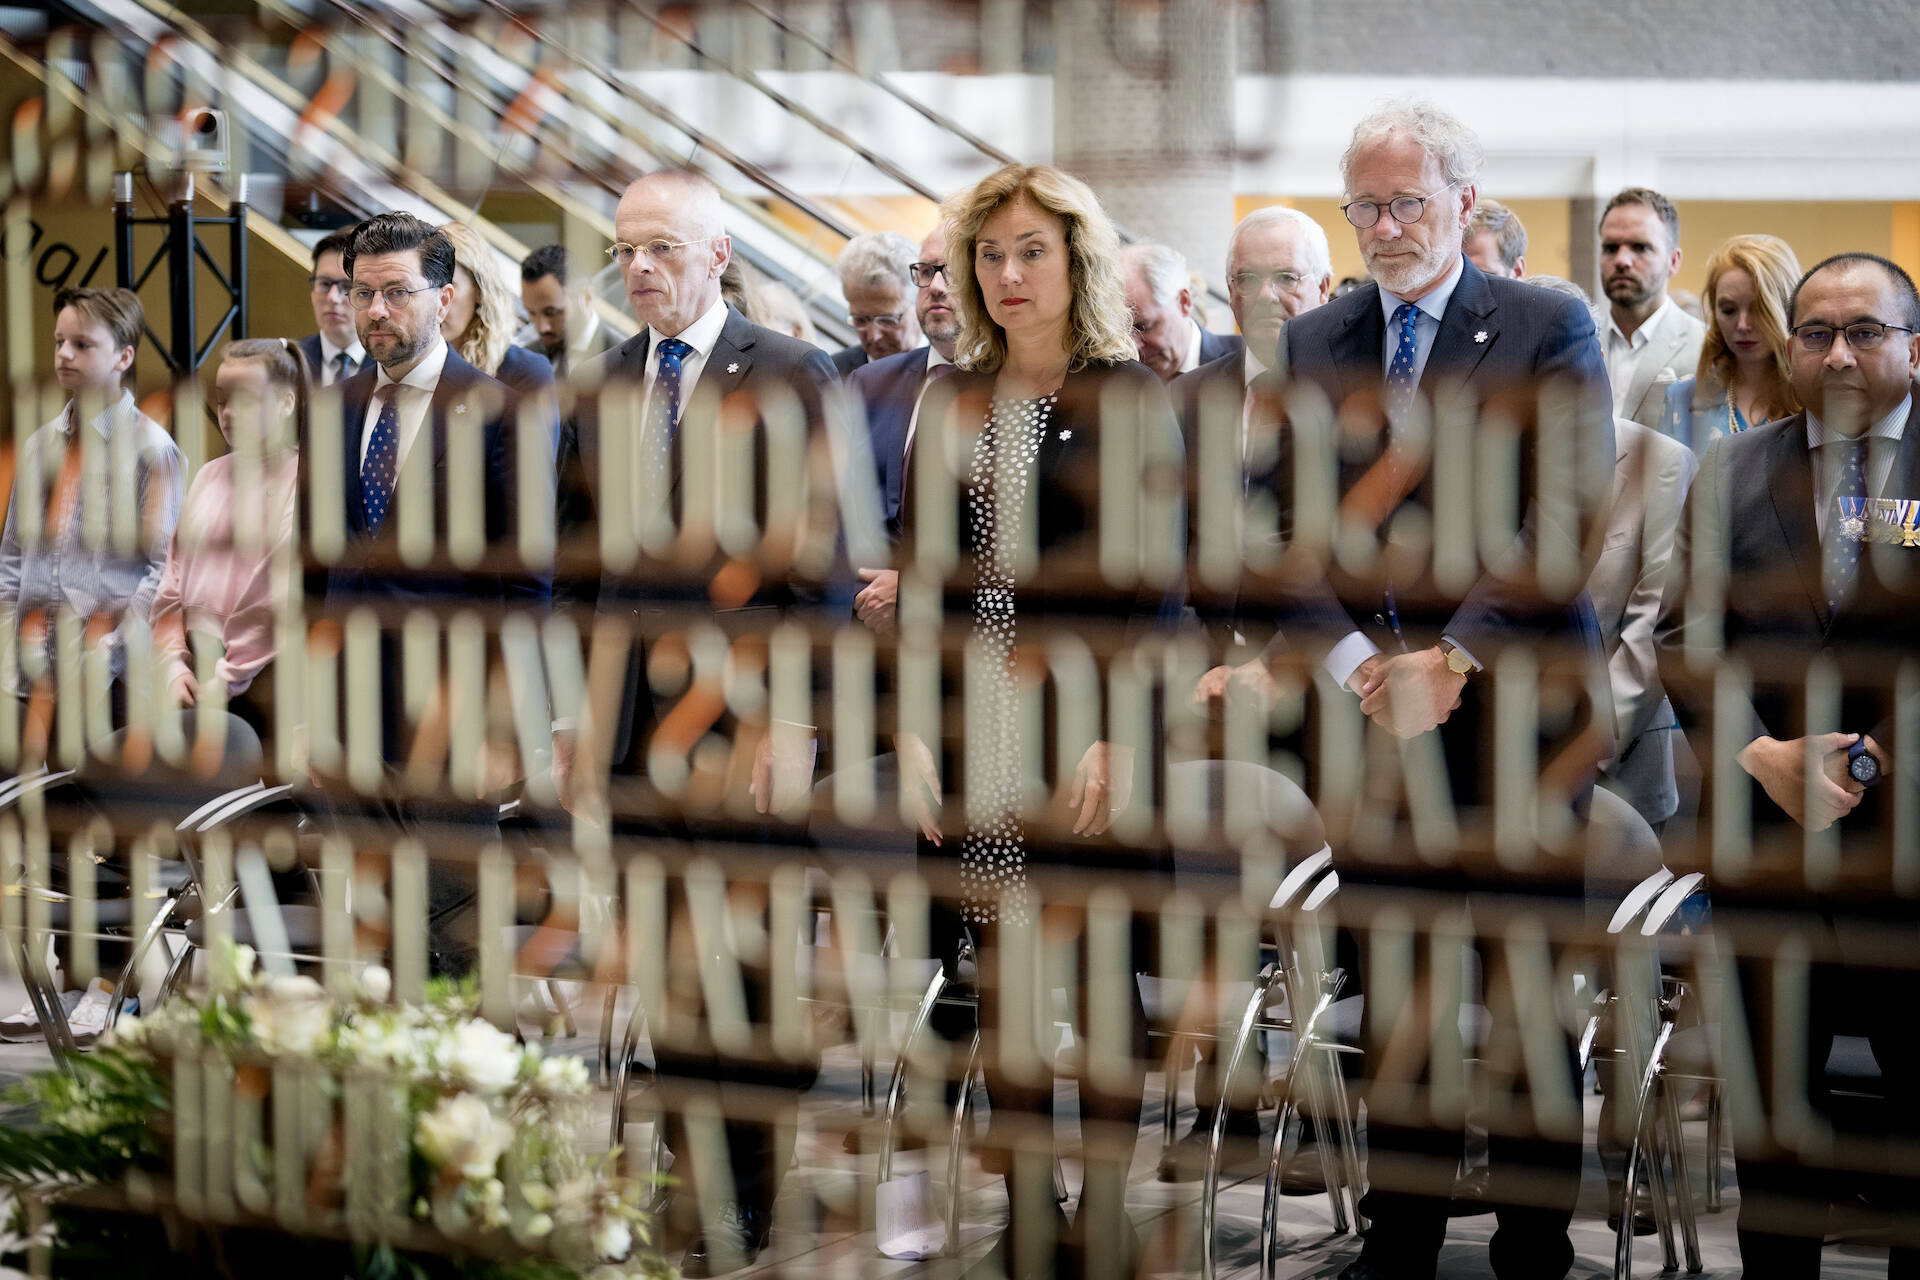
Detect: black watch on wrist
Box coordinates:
(1848, 737, 1881, 787)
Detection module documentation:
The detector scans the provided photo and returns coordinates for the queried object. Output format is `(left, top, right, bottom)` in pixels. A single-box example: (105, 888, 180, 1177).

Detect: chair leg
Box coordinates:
(1615, 1020, 1679, 1280)
(1659, 1075, 1702, 1273)
(13, 930, 75, 1071)
(1260, 1079, 1296, 1280)
(1704, 1079, 1723, 1213)
(109, 894, 185, 1024)
(1204, 964, 1280, 1280)
(156, 940, 195, 1010)
(879, 968, 947, 1186)
(1300, 1051, 1350, 1234)
(1322, 1047, 1367, 1233)
(945, 1031, 982, 1260)
(607, 999, 649, 1168)
(1160, 1033, 1186, 1155)
(597, 987, 619, 1089)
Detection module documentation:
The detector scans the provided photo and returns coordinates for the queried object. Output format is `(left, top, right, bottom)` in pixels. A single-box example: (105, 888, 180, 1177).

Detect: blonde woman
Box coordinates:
(905, 162, 1183, 1277)
(1663, 233, 1802, 451)
(440, 221, 558, 438)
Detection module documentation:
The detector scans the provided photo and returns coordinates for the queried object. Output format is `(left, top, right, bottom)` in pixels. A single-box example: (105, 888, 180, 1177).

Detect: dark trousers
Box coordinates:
(1347, 896, 1584, 1280)
(1730, 923, 1920, 1279)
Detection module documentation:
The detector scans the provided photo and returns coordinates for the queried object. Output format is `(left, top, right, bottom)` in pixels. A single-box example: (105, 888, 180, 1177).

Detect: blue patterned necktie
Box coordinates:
(1385, 302, 1421, 426)
(1824, 438, 1867, 619)
(654, 337, 693, 438)
(362, 385, 399, 531)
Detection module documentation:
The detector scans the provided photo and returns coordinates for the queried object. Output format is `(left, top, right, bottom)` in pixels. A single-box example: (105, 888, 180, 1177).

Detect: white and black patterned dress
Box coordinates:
(959, 392, 1057, 927)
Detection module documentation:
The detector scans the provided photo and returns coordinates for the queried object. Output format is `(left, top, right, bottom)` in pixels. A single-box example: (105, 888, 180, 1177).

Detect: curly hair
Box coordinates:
(1695, 233, 1802, 421)
(940, 164, 1136, 374)
(439, 221, 518, 378)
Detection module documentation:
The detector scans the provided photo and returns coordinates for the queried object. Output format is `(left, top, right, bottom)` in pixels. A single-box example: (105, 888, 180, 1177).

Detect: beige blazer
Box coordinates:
(1589, 418, 1697, 825)
(1615, 302, 1706, 431)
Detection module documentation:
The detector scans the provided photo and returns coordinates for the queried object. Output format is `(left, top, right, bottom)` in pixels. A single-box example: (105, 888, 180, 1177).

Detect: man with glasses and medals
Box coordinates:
(1254, 100, 1614, 1280)
(1657, 252, 1920, 1280)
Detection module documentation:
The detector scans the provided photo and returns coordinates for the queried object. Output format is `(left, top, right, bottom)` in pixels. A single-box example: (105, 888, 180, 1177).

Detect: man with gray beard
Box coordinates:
(1261, 100, 1614, 1280)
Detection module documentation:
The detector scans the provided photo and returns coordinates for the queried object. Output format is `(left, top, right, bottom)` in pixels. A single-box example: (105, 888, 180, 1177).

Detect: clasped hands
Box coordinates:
(1349, 648, 1466, 739)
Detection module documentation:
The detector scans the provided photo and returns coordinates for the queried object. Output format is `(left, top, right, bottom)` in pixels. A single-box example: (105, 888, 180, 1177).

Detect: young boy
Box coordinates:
(0, 286, 183, 1045)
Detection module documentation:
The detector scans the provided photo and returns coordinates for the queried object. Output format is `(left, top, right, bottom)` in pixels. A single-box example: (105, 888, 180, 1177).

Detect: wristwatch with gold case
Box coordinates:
(1439, 641, 1476, 676)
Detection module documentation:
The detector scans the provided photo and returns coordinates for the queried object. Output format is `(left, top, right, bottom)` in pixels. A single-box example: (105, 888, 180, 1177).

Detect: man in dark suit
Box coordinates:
(827, 231, 922, 376)
(843, 221, 959, 635)
(1121, 242, 1244, 381)
(1656, 252, 1920, 1280)
(1160, 204, 1335, 1181)
(316, 212, 553, 974)
(296, 227, 365, 388)
(1263, 101, 1614, 1280)
(552, 168, 836, 1277)
(519, 242, 618, 377)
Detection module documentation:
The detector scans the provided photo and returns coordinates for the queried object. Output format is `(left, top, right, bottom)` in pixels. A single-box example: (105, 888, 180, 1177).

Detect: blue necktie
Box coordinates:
(655, 337, 693, 438)
(1386, 302, 1421, 425)
(1825, 438, 1867, 619)
(362, 386, 399, 531)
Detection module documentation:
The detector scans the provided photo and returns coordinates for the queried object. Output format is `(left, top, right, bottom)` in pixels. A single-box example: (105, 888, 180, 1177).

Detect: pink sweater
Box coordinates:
(149, 451, 299, 697)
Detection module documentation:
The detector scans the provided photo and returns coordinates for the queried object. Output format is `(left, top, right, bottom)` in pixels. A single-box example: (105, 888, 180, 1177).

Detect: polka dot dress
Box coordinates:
(959, 392, 1056, 927)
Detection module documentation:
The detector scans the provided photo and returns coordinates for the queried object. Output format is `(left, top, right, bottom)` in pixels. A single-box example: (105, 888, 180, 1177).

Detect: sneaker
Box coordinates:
(68, 978, 135, 1049)
(0, 988, 82, 1042)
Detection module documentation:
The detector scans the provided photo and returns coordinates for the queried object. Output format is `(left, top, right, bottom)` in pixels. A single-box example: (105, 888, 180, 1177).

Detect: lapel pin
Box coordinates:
(1474, 330, 1489, 344)
(1058, 429, 1072, 441)
(727, 362, 740, 374)
(453, 403, 468, 415)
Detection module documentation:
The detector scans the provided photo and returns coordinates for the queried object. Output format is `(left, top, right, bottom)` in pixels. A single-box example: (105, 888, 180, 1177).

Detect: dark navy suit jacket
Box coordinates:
(1266, 257, 1616, 822)
(1197, 326, 1245, 368)
(845, 345, 933, 543)
(831, 343, 868, 377)
(310, 345, 554, 761)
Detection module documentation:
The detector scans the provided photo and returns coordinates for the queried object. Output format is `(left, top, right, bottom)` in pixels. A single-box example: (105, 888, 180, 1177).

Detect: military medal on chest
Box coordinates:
(1837, 495, 1869, 542)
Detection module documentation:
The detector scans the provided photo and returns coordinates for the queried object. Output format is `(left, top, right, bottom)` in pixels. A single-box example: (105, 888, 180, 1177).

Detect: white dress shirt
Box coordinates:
(1605, 297, 1678, 417)
(640, 294, 731, 429)
(1375, 254, 1466, 391)
(899, 344, 953, 464)
(319, 334, 367, 386)
(1178, 317, 1206, 375)
(359, 335, 450, 471)
(1323, 256, 1474, 691)
(1807, 393, 1911, 540)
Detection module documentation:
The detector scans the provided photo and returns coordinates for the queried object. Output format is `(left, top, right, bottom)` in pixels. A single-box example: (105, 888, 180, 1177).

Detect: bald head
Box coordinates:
(613, 169, 733, 337)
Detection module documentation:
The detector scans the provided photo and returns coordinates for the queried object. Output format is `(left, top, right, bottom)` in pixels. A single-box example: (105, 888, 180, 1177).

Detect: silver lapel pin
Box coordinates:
(1474, 330, 1489, 344)
(727, 362, 740, 374)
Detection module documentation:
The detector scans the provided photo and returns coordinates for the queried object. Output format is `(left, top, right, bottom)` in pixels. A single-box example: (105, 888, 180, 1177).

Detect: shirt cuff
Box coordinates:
(1324, 631, 1383, 692)
(1439, 634, 1483, 672)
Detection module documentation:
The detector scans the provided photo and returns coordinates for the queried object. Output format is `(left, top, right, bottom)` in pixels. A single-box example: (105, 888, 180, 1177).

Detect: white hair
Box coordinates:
(836, 232, 918, 290)
(1226, 207, 1334, 286)
(1340, 98, 1485, 194)
(1120, 243, 1190, 306)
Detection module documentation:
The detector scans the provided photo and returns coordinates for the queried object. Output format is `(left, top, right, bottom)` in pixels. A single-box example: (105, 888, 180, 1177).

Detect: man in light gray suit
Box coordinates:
(1590, 416, 1696, 826)
(1599, 188, 1706, 430)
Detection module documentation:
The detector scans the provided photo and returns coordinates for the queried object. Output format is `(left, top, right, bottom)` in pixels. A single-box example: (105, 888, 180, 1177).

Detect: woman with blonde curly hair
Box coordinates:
(1663, 233, 1802, 450)
(903, 162, 1181, 1276)
(438, 221, 558, 422)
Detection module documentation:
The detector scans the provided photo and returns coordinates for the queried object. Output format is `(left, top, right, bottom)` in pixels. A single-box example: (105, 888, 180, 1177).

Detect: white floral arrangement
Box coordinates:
(3, 944, 667, 1280)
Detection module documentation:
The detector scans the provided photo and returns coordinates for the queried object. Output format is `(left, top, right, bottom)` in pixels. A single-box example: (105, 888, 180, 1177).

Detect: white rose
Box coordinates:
(534, 1054, 589, 1096)
(232, 944, 258, 984)
(414, 1094, 511, 1180)
(245, 976, 332, 1054)
(591, 1216, 632, 1262)
(359, 965, 392, 1003)
(436, 1020, 525, 1093)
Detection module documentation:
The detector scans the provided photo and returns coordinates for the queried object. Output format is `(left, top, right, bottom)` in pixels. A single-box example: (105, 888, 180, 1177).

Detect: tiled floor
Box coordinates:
(0, 973, 1895, 1278)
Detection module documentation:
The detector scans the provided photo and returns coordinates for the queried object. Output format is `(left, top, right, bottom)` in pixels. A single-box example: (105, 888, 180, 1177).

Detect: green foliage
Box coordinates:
(0, 1046, 169, 1188)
